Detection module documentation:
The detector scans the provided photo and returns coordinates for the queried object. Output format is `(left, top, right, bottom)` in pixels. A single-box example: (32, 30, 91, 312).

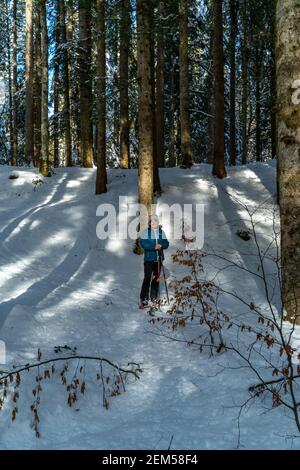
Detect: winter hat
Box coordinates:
(148, 214, 160, 227)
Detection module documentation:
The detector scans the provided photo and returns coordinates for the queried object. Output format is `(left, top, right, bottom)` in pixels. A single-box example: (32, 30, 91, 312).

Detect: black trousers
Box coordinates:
(140, 261, 160, 302)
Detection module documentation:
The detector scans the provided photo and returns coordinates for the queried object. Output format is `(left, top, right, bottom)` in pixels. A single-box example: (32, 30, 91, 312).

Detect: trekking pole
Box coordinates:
(159, 253, 170, 305)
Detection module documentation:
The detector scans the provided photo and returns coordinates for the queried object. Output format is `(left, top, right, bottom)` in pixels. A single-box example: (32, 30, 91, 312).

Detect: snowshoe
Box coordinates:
(139, 301, 150, 310)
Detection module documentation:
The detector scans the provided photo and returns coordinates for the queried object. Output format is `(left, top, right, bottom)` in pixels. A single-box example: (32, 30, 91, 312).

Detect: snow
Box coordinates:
(0, 162, 299, 450)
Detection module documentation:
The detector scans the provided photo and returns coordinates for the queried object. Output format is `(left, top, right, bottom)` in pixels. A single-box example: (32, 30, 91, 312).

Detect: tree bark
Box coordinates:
(212, 0, 227, 178)
(276, 0, 300, 323)
(40, 0, 49, 176)
(156, 0, 165, 168)
(78, 0, 93, 168)
(95, 0, 107, 194)
(207, 31, 214, 165)
(255, 45, 263, 162)
(25, 0, 34, 164)
(66, 0, 77, 162)
(113, 71, 120, 163)
(34, 1, 42, 168)
(229, 0, 238, 166)
(5, 0, 14, 166)
(241, 0, 249, 165)
(11, 0, 18, 166)
(150, 2, 162, 195)
(270, 60, 277, 160)
(168, 32, 176, 167)
(270, 6, 277, 161)
(179, 0, 193, 168)
(59, 0, 72, 167)
(136, 0, 154, 246)
(119, 0, 131, 169)
(53, 1, 60, 167)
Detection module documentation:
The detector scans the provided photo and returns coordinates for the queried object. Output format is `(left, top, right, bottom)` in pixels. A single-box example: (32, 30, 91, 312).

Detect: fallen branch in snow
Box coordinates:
(0, 354, 142, 381)
(0, 349, 142, 438)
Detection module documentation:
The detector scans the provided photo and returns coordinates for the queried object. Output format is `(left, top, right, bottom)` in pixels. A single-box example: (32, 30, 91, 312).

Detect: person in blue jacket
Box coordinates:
(139, 214, 169, 308)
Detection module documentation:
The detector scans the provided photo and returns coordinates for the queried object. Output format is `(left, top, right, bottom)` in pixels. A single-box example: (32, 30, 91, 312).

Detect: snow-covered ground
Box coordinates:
(0, 162, 299, 450)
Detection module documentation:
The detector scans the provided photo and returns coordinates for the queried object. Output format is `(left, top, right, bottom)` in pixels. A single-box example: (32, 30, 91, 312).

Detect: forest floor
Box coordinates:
(0, 161, 299, 450)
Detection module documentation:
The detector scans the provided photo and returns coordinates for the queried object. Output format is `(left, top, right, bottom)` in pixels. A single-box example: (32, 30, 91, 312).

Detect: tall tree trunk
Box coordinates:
(53, 1, 60, 167)
(276, 0, 300, 323)
(78, 0, 93, 168)
(34, 1, 42, 168)
(25, 0, 34, 164)
(11, 0, 18, 165)
(67, 0, 77, 162)
(208, 88, 215, 165)
(150, 3, 161, 195)
(59, 0, 72, 167)
(53, 76, 59, 166)
(95, 0, 107, 194)
(229, 0, 237, 166)
(270, 7, 277, 161)
(270, 59, 277, 160)
(255, 45, 263, 162)
(179, 0, 193, 168)
(270, 5, 279, 204)
(241, 0, 249, 165)
(212, 0, 227, 178)
(5, 0, 14, 166)
(207, 32, 214, 165)
(168, 32, 176, 167)
(113, 71, 120, 162)
(156, 0, 165, 168)
(135, 0, 153, 249)
(119, 0, 131, 169)
(40, 0, 49, 176)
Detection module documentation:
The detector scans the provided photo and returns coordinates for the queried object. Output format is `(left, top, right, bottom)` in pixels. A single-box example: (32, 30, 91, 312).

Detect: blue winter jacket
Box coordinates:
(140, 227, 169, 262)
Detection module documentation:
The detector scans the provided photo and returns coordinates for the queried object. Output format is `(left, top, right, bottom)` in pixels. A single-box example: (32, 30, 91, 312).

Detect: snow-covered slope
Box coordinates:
(0, 162, 297, 450)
